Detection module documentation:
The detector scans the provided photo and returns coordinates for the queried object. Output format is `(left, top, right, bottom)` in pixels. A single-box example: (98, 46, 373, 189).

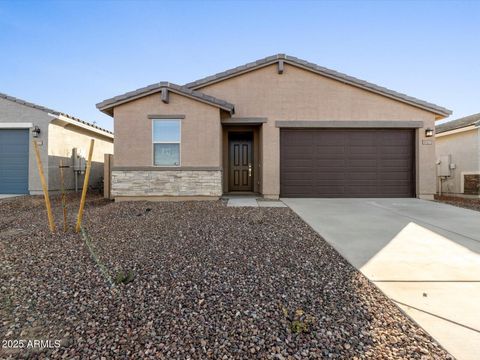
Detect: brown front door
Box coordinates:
(229, 133, 253, 192)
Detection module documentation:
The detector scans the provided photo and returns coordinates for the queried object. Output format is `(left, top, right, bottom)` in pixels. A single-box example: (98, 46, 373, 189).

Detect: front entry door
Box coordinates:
(229, 136, 253, 192)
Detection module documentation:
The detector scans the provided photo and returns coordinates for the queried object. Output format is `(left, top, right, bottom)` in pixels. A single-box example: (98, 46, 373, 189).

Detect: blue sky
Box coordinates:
(1, 0, 479, 131)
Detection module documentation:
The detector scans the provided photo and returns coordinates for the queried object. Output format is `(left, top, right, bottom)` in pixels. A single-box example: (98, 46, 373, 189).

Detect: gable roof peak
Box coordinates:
(184, 54, 451, 118)
(96, 82, 235, 116)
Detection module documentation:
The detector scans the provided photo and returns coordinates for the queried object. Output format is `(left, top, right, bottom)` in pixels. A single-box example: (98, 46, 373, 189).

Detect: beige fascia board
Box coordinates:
(275, 120, 424, 128)
(222, 117, 267, 125)
(49, 113, 114, 139)
(435, 125, 478, 138)
(0, 122, 33, 128)
(112, 166, 222, 171)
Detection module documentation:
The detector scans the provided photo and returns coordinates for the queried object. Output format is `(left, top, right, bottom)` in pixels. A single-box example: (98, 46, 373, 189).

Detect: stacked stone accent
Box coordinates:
(111, 170, 222, 197)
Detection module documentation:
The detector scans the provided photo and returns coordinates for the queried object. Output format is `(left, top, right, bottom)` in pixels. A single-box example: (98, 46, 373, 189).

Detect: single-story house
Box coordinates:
(97, 54, 451, 201)
(436, 113, 480, 196)
(0, 92, 114, 195)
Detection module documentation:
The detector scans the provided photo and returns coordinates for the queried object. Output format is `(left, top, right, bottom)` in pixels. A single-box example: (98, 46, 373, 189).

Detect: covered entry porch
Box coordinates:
(221, 118, 264, 195)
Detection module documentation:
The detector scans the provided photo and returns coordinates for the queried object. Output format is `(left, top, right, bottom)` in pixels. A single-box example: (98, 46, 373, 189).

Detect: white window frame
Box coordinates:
(152, 119, 181, 167)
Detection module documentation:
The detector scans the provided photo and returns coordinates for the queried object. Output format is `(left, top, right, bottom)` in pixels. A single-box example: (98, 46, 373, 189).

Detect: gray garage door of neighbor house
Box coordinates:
(0, 129, 29, 194)
(280, 129, 415, 198)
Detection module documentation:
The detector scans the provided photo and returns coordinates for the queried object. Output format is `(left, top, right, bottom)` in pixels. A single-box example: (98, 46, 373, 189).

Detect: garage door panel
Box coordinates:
(380, 172, 411, 180)
(282, 145, 314, 154)
(379, 186, 412, 195)
(347, 159, 378, 167)
(349, 173, 377, 180)
(281, 132, 314, 145)
(347, 186, 377, 193)
(314, 172, 346, 180)
(316, 159, 347, 167)
(315, 146, 346, 156)
(379, 159, 412, 168)
(380, 133, 412, 145)
(280, 129, 414, 197)
(282, 174, 314, 182)
(381, 146, 411, 155)
(347, 133, 376, 146)
(348, 145, 377, 155)
(0, 129, 29, 194)
(314, 185, 346, 194)
(282, 157, 314, 165)
(313, 133, 346, 145)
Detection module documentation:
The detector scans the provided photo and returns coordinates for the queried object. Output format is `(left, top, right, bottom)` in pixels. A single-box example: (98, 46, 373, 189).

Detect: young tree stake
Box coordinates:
(33, 140, 56, 233)
(59, 160, 68, 232)
(75, 139, 94, 233)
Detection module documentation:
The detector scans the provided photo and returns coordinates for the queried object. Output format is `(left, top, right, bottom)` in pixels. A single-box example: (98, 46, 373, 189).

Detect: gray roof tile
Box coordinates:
(436, 113, 480, 134)
(96, 82, 235, 115)
(0, 92, 113, 135)
(184, 54, 452, 117)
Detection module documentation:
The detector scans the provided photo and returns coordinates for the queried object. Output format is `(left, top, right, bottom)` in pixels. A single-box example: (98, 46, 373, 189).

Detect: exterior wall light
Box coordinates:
(425, 128, 434, 137)
(32, 125, 41, 138)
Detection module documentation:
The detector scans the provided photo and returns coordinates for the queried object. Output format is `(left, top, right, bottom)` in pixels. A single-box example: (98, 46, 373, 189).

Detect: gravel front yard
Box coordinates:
(1, 195, 451, 359)
(435, 194, 480, 212)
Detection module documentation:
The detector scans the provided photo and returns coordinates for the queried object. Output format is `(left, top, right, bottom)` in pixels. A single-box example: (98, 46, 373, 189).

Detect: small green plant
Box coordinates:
(290, 320, 309, 334)
(114, 270, 136, 285)
(279, 305, 316, 334)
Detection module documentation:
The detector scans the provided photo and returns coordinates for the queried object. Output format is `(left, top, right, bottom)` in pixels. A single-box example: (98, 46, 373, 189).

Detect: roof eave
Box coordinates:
(96, 85, 235, 116)
(48, 113, 114, 139)
(435, 125, 478, 137)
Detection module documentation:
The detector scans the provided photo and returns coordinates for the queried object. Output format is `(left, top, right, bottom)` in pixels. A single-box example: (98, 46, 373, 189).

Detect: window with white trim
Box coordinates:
(153, 119, 181, 166)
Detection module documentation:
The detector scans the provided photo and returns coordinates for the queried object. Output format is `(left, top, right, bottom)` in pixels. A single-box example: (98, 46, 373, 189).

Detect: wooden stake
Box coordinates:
(33, 140, 56, 233)
(75, 139, 95, 233)
(59, 160, 68, 232)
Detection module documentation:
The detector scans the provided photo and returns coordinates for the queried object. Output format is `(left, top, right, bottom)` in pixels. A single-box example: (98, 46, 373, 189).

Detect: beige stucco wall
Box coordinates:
(113, 92, 222, 167)
(436, 129, 480, 194)
(47, 122, 114, 191)
(196, 63, 439, 198)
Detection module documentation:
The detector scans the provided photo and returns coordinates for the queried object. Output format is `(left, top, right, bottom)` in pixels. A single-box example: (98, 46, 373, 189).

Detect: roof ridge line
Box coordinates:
(183, 54, 452, 117)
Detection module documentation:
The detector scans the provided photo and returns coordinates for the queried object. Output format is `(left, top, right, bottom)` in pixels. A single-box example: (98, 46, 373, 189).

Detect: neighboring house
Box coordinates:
(436, 113, 480, 196)
(0, 92, 114, 195)
(97, 54, 451, 201)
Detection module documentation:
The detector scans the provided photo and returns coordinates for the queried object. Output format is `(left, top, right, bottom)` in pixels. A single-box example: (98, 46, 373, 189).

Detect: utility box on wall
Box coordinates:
(437, 155, 452, 177)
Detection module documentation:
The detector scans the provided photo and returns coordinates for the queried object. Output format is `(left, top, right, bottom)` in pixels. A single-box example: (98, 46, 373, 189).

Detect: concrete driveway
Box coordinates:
(283, 198, 480, 360)
(0, 194, 21, 199)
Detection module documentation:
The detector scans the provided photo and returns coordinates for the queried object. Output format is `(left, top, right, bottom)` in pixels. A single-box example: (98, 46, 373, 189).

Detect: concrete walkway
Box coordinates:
(283, 198, 480, 360)
(226, 196, 286, 207)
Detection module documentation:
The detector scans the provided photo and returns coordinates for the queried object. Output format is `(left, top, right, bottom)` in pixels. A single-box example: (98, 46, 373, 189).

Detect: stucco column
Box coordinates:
(262, 122, 280, 199)
(417, 118, 437, 199)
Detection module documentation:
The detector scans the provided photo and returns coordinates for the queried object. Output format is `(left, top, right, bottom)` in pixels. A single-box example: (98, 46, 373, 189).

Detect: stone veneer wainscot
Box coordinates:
(111, 170, 222, 197)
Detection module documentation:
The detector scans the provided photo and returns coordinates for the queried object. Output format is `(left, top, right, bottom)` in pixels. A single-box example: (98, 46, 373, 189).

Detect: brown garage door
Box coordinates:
(280, 129, 415, 197)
